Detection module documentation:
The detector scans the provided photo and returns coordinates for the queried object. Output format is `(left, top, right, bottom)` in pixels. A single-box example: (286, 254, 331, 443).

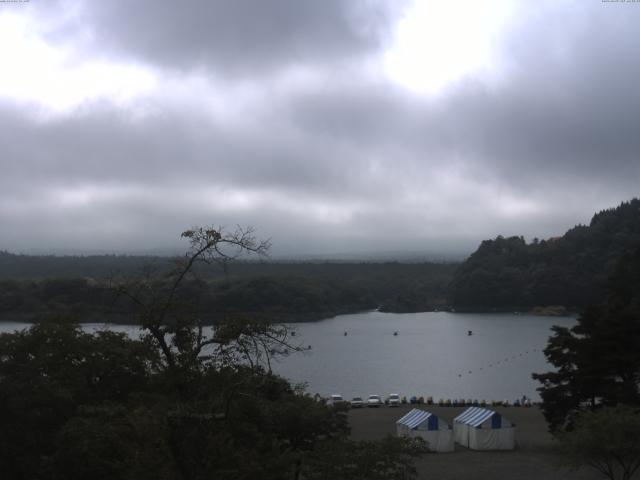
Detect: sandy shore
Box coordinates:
(348, 405, 601, 480)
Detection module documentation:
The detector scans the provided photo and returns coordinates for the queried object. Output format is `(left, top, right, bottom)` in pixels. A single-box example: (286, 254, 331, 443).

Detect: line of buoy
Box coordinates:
(456, 348, 542, 378)
(342, 331, 401, 336)
(336, 333, 542, 381)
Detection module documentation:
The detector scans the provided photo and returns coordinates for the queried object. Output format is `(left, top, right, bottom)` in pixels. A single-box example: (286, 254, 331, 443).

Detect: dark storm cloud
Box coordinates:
(0, 97, 397, 256)
(0, 102, 376, 199)
(1, 1, 639, 255)
(45, 0, 405, 76)
(281, 1, 640, 193)
(448, 2, 640, 188)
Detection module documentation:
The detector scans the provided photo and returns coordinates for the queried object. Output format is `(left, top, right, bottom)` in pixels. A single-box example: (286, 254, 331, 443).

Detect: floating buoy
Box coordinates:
(393, 331, 398, 336)
(344, 332, 347, 336)
(468, 330, 473, 336)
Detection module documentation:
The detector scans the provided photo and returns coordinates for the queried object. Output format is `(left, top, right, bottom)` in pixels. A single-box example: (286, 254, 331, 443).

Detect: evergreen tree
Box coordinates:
(533, 247, 640, 431)
(452, 198, 640, 310)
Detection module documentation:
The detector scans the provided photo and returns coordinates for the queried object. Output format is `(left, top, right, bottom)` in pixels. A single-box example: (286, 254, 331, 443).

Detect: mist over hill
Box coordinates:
(2, 199, 640, 319)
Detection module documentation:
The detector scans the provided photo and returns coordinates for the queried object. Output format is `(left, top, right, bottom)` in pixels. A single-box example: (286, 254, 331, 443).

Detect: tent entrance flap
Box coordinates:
(491, 413, 501, 429)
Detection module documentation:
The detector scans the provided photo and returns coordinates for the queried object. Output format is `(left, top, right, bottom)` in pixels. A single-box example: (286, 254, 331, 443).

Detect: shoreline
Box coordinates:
(0, 306, 576, 326)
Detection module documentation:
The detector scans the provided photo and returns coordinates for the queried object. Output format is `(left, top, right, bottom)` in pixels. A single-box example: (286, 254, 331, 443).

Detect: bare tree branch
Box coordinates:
(106, 225, 300, 375)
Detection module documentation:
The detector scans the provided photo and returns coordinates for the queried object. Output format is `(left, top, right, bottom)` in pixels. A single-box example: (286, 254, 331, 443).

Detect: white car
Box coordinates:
(367, 394, 383, 407)
(350, 396, 364, 408)
(387, 393, 401, 407)
(329, 394, 345, 406)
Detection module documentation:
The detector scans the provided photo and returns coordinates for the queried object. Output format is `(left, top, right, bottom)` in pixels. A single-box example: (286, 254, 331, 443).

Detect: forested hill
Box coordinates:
(0, 253, 456, 321)
(0, 251, 156, 280)
(450, 199, 640, 311)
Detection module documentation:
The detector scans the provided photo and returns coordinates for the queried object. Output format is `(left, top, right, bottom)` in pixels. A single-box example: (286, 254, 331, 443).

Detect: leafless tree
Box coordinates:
(110, 225, 302, 371)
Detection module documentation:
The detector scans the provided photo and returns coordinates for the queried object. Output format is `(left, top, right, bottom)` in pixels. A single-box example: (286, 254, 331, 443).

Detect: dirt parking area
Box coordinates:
(348, 405, 602, 480)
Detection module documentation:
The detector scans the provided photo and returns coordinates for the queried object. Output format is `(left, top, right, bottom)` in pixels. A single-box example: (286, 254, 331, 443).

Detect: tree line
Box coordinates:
(0, 257, 455, 321)
(451, 199, 640, 310)
(0, 276, 377, 323)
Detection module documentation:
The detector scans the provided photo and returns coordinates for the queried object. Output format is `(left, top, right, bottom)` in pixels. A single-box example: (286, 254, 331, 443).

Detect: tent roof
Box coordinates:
(454, 407, 500, 427)
(396, 409, 435, 429)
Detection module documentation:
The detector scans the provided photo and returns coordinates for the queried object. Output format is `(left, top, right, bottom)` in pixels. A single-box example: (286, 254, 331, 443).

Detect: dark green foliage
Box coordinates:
(559, 406, 640, 480)
(378, 290, 434, 313)
(52, 404, 179, 480)
(200, 275, 376, 320)
(0, 322, 356, 479)
(451, 198, 640, 309)
(0, 250, 154, 280)
(533, 247, 640, 432)
(303, 435, 428, 480)
(0, 262, 456, 322)
(0, 278, 127, 322)
(0, 321, 425, 480)
(0, 323, 160, 480)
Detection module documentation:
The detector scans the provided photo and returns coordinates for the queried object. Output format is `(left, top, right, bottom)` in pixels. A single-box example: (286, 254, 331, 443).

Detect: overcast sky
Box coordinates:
(1, 0, 638, 258)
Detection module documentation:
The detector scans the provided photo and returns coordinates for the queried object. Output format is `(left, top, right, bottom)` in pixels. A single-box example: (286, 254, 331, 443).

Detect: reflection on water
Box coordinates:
(0, 311, 574, 401)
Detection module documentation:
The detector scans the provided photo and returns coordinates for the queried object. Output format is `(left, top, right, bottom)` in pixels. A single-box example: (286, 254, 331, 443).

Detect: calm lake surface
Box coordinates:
(0, 311, 574, 402)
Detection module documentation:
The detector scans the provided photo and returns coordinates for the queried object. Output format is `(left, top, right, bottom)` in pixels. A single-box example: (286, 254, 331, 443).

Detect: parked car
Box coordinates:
(329, 394, 345, 406)
(350, 396, 364, 408)
(367, 394, 383, 407)
(387, 393, 401, 407)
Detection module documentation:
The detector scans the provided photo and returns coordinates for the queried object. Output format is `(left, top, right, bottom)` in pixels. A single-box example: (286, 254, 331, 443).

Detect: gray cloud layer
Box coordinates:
(1, 0, 639, 256)
(58, 0, 403, 75)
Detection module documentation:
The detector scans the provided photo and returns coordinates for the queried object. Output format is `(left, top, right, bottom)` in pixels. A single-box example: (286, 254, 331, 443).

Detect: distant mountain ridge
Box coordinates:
(450, 198, 640, 311)
(0, 251, 159, 281)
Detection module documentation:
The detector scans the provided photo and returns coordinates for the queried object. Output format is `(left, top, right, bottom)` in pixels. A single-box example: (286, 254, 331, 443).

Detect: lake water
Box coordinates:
(0, 311, 574, 402)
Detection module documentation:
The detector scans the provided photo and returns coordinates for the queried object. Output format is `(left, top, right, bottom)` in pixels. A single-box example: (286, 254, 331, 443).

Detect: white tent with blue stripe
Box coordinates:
(453, 407, 515, 450)
(396, 409, 454, 452)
